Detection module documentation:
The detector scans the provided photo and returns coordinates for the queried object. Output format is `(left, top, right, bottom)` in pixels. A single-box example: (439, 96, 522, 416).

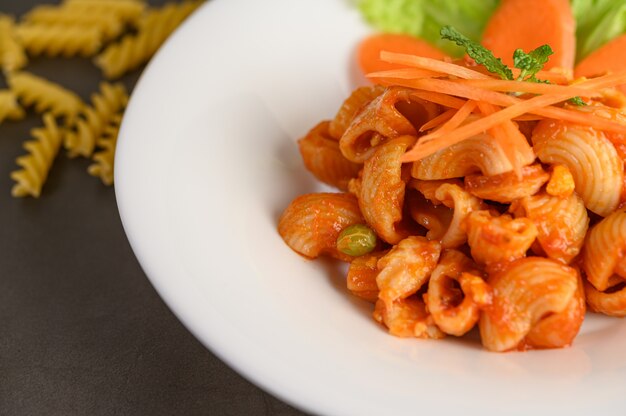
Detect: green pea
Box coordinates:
(336, 224, 377, 257)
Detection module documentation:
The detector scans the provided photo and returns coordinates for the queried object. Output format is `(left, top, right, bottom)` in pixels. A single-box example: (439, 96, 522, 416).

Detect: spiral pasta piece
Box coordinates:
(11, 113, 63, 198)
(298, 121, 361, 191)
(346, 251, 386, 303)
(62, 0, 146, 25)
(17, 23, 102, 58)
(24, 5, 124, 41)
(432, 183, 483, 249)
(65, 82, 128, 158)
(464, 164, 549, 203)
(94, 1, 203, 79)
(329, 85, 385, 140)
(340, 87, 440, 162)
(88, 119, 120, 186)
(479, 257, 579, 352)
(278, 193, 364, 262)
(413, 132, 534, 180)
(465, 211, 537, 269)
(0, 14, 27, 72)
(8, 71, 84, 122)
(532, 120, 623, 216)
(356, 136, 415, 244)
(0, 90, 25, 124)
(374, 236, 443, 339)
(582, 210, 626, 293)
(511, 192, 589, 264)
(426, 250, 490, 336)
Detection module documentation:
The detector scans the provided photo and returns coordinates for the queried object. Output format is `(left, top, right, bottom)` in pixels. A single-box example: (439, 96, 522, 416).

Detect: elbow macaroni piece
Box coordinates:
(525, 271, 585, 349)
(11, 113, 63, 198)
(0, 90, 25, 124)
(94, 1, 203, 79)
(356, 136, 415, 244)
(17, 23, 102, 58)
(329, 85, 385, 140)
(339, 87, 439, 162)
(464, 164, 549, 203)
(278, 193, 364, 262)
(8, 71, 84, 123)
(0, 14, 28, 72)
(413, 132, 526, 180)
(65, 82, 129, 158)
(407, 188, 453, 242)
(24, 5, 124, 41)
(511, 192, 589, 264)
(374, 236, 443, 338)
(533, 120, 623, 216)
(298, 121, 361, 191)
(426, 250, 490, 336)
(582, 210, 626, 294)
(431, 183, 483, 249)
(465, 210, 537, 269)
(479, 257, 580, 352)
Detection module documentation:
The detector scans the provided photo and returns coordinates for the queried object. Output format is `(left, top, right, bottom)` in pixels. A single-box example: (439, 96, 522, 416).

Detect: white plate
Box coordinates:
(115, 1, 626, 415)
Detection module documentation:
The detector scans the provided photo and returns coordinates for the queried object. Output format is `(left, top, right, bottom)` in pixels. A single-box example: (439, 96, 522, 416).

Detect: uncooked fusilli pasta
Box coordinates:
(24, 5, 124, 41)
(16, 23, 103, 57)
(0, 90, 25, 124)
(8, 71, 84, 122)
(62, 0, 147, 26)
(11, 113, 63, 198)
(94, 0, 203, 79)
(0, 14, 27, 72)
(65, 82, 128, 158)
(87, 118, 121, 186)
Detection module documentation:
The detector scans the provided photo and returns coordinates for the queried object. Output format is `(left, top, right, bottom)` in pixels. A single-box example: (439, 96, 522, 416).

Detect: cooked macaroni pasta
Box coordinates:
(279, 49, 626, 351)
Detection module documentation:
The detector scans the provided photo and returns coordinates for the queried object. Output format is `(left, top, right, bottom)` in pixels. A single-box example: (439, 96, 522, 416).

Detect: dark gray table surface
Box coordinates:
(0, 1, 307, 415)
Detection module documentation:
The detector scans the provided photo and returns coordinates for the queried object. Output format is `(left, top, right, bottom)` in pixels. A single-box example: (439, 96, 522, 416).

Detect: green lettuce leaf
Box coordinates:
(358, 0, 500, 57)
(572, 0, 626, 61)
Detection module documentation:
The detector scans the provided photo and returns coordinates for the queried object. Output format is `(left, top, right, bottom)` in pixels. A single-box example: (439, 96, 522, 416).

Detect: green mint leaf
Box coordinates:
(569, 96, 587, 106)
(440, 25, 514, 80)
(513, 45, 554, 81)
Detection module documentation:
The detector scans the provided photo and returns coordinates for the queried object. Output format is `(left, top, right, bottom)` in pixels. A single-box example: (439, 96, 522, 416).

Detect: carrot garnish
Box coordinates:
(380, 51, 491, 80)
(419, 109, 456, 132)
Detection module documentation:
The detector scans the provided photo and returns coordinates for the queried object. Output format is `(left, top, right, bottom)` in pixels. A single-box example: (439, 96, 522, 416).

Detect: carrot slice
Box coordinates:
(358, 34, 448, 75)
(575, 34, 626, 94)
(380, 51, 491, 80)
(482, 0, 576, 71)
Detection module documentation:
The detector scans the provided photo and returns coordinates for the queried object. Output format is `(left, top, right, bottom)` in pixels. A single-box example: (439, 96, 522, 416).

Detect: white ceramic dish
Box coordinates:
(115, 1, 626, 415)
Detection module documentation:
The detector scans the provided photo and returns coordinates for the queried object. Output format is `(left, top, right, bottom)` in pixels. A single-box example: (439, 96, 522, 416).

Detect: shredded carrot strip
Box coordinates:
(419, 109, 456, 132)
(409, 91, 466, 109)
(455, 79, 601, 97)
(367, 68, 441, 79)
(378, 75, 626, 132)
(437, 100, 477, 134)
(402, 90, 626, 162)
(380, 51, 491, 80)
